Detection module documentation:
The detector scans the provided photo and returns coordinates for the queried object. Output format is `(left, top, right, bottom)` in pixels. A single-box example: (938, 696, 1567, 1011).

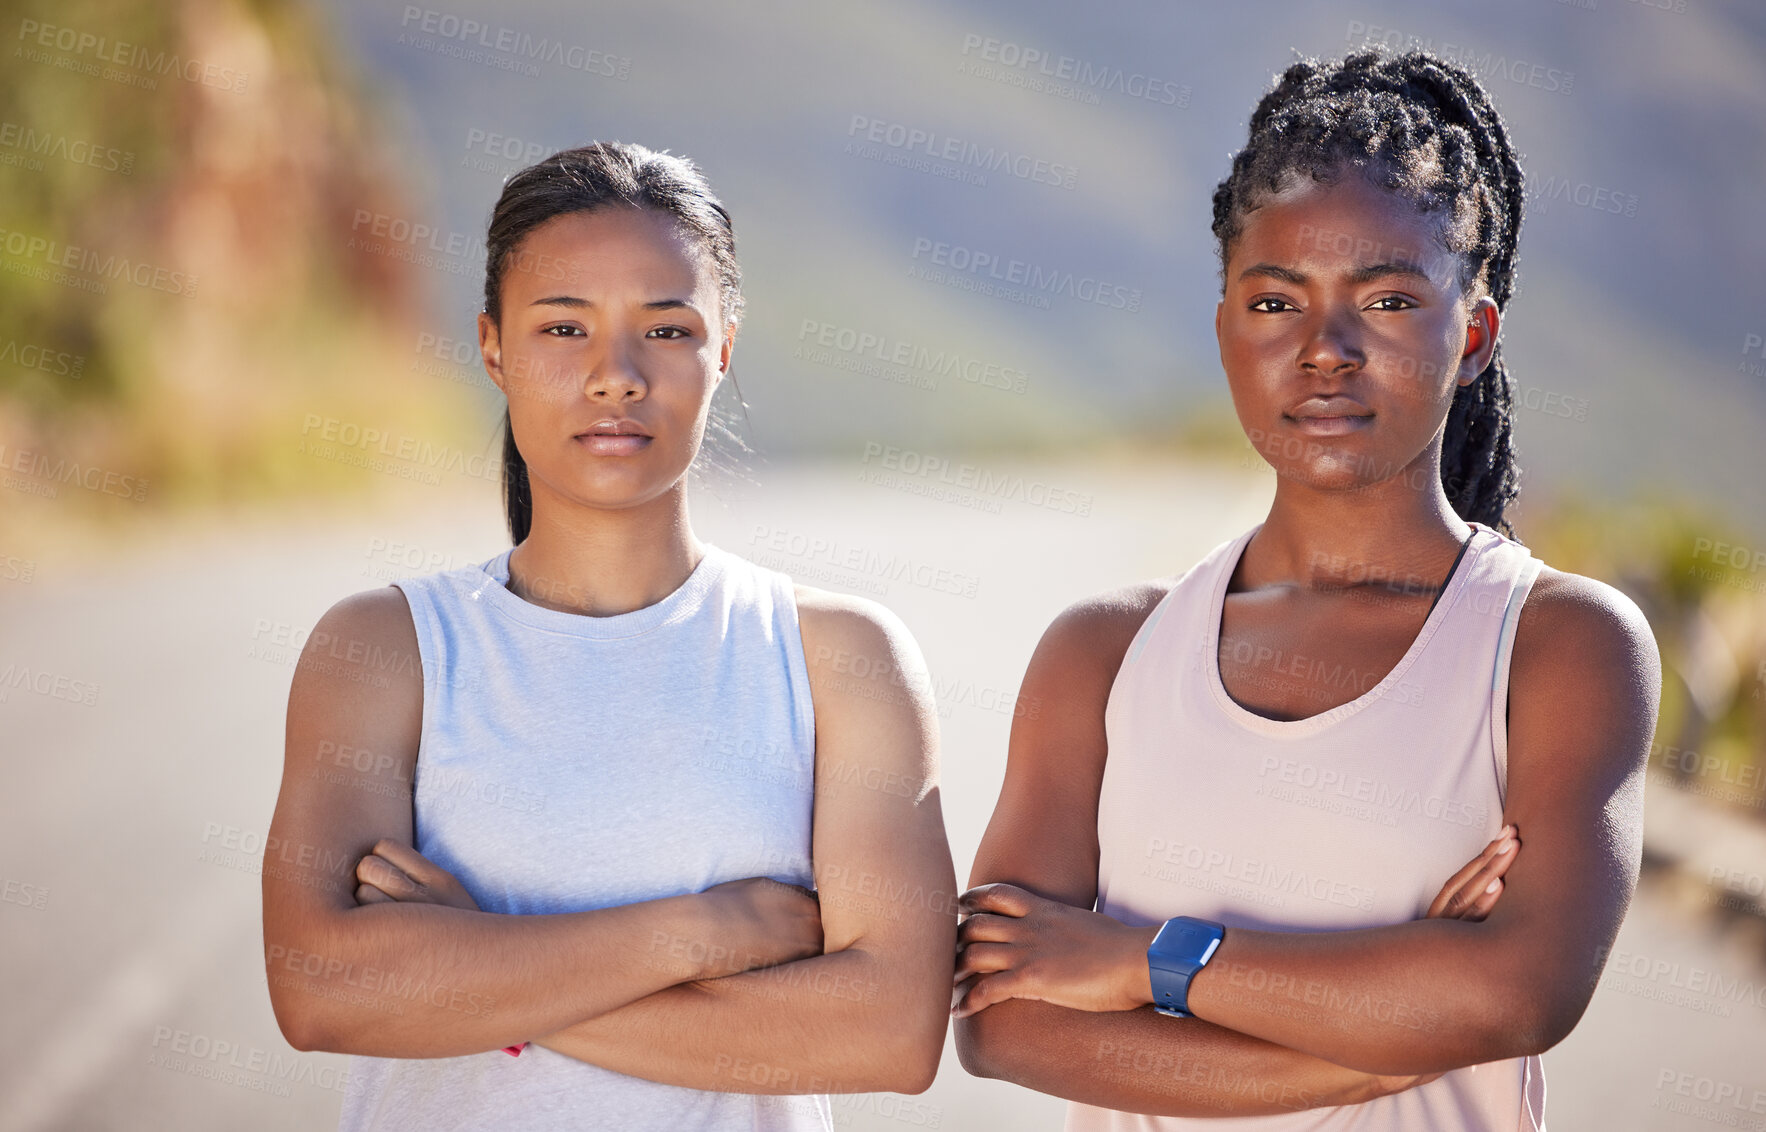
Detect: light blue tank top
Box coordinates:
(336, 542, 833, 1132)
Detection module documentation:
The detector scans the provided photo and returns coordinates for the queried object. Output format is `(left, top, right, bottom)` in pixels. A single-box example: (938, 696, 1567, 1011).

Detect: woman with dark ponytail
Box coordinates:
(954, 51, 1660, 1129)
(264, 142, 955, 1131)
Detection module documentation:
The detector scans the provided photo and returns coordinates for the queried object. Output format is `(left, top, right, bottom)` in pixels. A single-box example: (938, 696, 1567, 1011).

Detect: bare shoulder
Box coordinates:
(1506, 564, 1663, 785)
(1028, 577, 1177, 690)
(792, 582, 936, 752)
(1512, 565, 1661, 689)
(301, 585, 425, 684)
(316, 584, 423, 650)
(792, 582, 923, 667)
(286, 585, 424, 769)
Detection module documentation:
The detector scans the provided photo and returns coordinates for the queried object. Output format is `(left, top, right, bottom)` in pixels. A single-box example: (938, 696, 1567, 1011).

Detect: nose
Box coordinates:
(1296, 308, 1364, 378)
(584, 337, 646, 401)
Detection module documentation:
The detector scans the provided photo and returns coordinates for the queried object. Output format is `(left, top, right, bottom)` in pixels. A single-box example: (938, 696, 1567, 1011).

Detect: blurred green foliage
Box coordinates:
(0, 0, 477, 530)
(1527, 495, 1766, 818)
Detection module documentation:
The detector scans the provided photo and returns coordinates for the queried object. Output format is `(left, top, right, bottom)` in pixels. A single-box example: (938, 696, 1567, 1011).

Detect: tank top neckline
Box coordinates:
(466, 542, 731, 640)
(1204, 522, 1497, 737)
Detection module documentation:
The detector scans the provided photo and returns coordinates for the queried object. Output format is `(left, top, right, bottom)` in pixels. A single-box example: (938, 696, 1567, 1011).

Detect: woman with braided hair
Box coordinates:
(952, 50, 1659, 1129)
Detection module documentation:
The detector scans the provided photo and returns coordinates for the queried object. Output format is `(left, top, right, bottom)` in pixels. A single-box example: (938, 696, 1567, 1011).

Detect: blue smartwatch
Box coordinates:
(1147, 916, 1225, 1018)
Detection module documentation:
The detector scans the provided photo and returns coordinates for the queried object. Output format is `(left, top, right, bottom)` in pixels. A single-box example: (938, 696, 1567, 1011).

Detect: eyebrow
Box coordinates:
(1346, 260, 1435, 285)
(1236, 261, 1436, 286)
(1237, 263, 1307, 285)
(527, 296, 699, 312)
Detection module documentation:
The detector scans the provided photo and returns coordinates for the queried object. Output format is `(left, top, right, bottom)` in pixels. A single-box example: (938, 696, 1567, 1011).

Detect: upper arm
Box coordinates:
(796, 587, 955, 953)
(262, 587, 423, 1032)
(967, 584, 1171, 909)
(1485, 568, 1662, 1046)
(795, 588, 955, 997)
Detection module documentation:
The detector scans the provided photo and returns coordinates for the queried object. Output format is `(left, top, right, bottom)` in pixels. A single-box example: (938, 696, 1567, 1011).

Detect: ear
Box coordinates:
(1215, 299, 1225, 361)
(1456, 297, 1500, 387)
(716, 323, 736, 385)
(478, 311, 505, 394)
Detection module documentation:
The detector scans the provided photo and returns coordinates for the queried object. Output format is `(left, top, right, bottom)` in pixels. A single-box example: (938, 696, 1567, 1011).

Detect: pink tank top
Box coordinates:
(1067, 521, 1547, 1132)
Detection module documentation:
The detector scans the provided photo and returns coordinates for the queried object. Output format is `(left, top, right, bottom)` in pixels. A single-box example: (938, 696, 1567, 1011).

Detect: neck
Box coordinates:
(1248, 454, 1473, 592)
(506, 481, 701, 617)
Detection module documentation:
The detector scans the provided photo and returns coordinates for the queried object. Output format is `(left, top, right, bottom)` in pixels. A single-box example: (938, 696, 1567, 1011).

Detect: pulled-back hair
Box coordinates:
(482, 142, 745, 545)
(1212, 50, 1525, 536)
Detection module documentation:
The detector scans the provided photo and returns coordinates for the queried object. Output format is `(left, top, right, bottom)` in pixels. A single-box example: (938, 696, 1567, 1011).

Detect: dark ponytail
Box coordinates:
(1211, 50, 1526, 536)
(481, 142, 746, 545)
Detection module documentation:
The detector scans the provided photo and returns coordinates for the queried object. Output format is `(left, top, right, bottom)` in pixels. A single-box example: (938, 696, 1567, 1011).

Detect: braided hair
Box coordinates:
(1212, 50, 1525, 537)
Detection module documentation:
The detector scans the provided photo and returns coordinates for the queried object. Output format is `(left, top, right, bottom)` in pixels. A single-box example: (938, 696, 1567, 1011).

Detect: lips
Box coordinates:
(574, 418, 651, 439)
(573, 418, 652, 455)
(1285, 396, 1373, 436)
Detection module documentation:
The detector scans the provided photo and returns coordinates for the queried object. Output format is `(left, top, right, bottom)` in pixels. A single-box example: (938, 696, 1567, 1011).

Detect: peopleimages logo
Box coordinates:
(15, 18, 250, 92)
(908, 237, 1142, 312)
(857, 442, 1093, 516)
(0, 226, 197, 297)
(846, 115, 1077, 190)
(396, 5, 631, 79)
(958, 34, 1189, 108)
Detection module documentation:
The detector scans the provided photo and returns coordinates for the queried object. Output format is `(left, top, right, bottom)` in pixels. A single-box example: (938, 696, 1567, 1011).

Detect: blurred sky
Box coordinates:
(319, 0, 1766, 531)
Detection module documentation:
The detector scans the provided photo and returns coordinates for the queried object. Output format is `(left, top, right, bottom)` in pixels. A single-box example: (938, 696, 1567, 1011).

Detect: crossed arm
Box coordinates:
(514, 590, 955, 1093)
(262, 584, 956, 1093)
(952, 572, 1659, 1114)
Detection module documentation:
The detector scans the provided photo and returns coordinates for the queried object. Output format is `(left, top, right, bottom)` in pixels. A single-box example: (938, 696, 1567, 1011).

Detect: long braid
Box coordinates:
(1415, 60, 1526, 535)
(1212, 50, 1527, 537)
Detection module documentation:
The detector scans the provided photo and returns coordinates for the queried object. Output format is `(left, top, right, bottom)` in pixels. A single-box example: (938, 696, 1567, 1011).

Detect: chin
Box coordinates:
(1277, 459, 1377, 494)
(573, 470, 693, 510)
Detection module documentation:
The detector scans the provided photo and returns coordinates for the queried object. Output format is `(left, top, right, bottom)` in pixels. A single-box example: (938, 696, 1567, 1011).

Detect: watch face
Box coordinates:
(1153, 919, 1222, 965)
(1149, 919, 1224, 1019)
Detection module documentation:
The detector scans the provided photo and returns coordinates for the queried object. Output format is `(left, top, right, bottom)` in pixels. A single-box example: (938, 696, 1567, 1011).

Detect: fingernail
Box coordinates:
(1486, 878, 1501, 894)
(1498, 839, 1515, 854)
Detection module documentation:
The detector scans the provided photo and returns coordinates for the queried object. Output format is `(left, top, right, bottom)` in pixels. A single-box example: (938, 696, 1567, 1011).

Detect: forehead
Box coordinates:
(1231, 174, 1461, 289)
(499, 206, 714, 299)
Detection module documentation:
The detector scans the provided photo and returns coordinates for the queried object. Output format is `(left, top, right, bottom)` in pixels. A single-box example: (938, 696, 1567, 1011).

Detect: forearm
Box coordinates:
(1186, 919, 1540, 1074)
(956, 997, 1392, 1117)
(269, 895, 711, 1058)
(533, 946, 944, 1094)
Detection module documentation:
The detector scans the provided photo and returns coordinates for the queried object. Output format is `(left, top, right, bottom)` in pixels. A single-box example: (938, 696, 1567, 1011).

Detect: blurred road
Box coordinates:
(2, 459, 1762, 1130)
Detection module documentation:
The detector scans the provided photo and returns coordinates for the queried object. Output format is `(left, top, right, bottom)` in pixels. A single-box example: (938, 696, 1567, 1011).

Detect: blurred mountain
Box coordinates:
(5, 0, 1756, 537)
(315, 0, 1766, 533)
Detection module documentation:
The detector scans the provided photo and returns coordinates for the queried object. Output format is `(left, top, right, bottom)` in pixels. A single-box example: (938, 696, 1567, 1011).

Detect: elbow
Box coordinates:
(267, 959, 348, 1053)
(263, 921, 350, 1054)
(1346, 992, 1574, 1075)
(827, 947, 949, 1094)
(887, 1039, 942, 1096)
(268, 984, 330, 1054)
(1505, 990, 1587, 1061)
(873, 1002, 945, 1095)
(1439, 981, 1587, 1071)
(1486, 959, 1595, 1062)
(952, 1009, 1006, 1082)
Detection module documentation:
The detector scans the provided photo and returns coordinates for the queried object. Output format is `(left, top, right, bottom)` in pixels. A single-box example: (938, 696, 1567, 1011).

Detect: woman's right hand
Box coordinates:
(694, 876, 824, 977)
(1425, 823, 1520, 922)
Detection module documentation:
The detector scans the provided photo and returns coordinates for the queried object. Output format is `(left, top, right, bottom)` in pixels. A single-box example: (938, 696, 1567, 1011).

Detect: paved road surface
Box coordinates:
(2, 459, 1761, 1130)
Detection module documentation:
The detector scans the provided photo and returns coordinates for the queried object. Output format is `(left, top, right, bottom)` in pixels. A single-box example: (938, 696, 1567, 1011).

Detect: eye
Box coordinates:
(541, 324, 583, 337)
(1249, 297, 1296, 313)
(647, 326, 690, 340)
(1367, 295, 1417, 311)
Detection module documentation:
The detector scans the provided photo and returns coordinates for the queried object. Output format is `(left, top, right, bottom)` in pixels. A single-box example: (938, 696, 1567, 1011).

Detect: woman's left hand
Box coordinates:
(352, 837, 481, 912)
(952, 882, 1155, 1018)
